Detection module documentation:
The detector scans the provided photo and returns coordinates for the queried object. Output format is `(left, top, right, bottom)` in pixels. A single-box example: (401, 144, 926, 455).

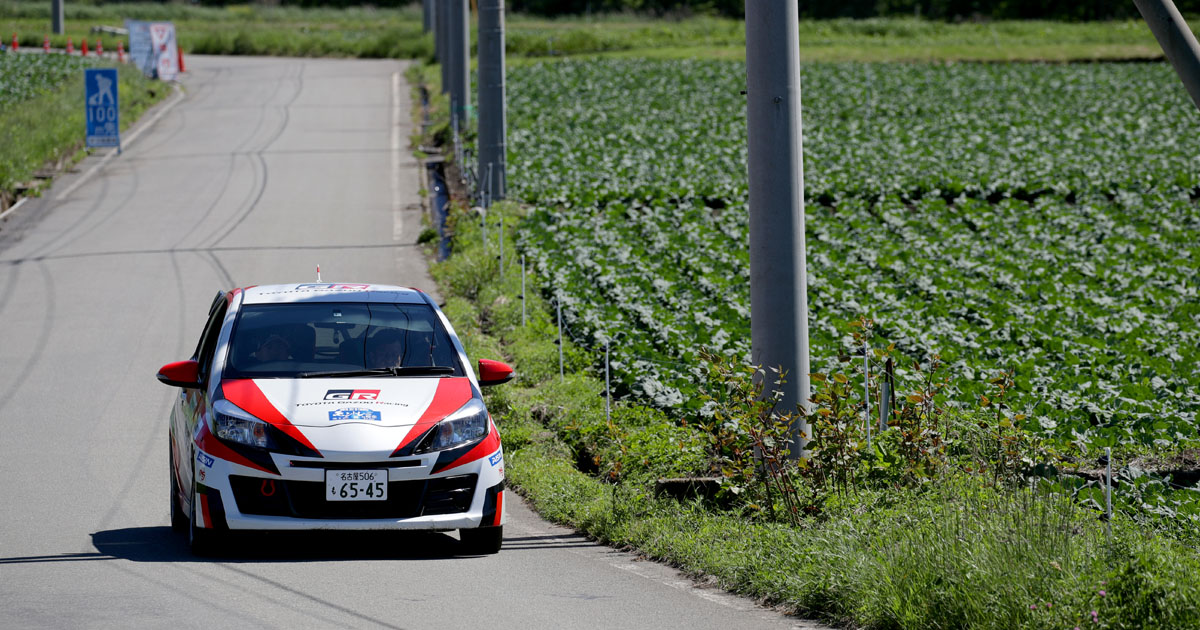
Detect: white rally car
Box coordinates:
(156, 283, 513, 555)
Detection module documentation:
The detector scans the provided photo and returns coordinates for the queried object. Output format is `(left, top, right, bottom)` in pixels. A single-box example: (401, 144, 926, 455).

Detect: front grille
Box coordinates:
(229, 474, 477, 519)
(289, 459, 421, 470)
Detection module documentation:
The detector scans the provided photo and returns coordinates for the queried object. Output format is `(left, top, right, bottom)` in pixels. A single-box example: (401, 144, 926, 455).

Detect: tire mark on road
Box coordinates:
(0, 262, 55, 417)
(0, 242, 411, 267)
(34, 167, 141, 260)
(89, 252, 192, 536)
(205, 61, 306, 248)
(169, 153, 240, 251)
(215, 563, 406, 630)
(99, 561, 277, 630)
(15, 176, 111, 260)
(203, 250, 236, 288)
(0, 262, 19, 320)
(185, 62, 290, 250)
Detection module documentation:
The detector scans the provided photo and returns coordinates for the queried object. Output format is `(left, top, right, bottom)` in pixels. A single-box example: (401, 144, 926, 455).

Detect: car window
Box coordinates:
(192, 292, 226, 360)
(224, 302, 463, 378)
(196, 299, 229, 383)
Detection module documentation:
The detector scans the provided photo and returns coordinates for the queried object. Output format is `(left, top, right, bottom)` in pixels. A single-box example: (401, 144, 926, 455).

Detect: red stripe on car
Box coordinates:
(493, 491, 504, 527)
(220, 379, 320, 454)
(391, 378, 473, 455)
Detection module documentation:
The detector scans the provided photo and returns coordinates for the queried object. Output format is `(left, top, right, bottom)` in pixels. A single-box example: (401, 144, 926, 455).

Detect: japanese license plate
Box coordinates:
(325, 470, 388, 501)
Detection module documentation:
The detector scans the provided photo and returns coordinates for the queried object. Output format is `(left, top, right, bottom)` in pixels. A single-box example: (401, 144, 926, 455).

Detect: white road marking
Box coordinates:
(391, 71, 404, 242)
(0, 197, 29, 222)
(55, 84, 186, 202)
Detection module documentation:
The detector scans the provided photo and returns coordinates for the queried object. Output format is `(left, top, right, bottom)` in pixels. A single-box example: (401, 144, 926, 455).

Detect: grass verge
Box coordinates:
(428, 195, 1200, 629)
(1, 56, 168, 209)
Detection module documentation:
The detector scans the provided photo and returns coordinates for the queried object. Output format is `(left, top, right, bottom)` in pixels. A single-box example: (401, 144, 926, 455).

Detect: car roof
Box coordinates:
(238, 283, 428, 305)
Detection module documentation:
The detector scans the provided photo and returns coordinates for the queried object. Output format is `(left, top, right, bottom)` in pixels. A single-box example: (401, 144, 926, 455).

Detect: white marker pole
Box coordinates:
(864, 341, 871, 448)
(605, 339, 611, 425)
(557, 300, 564, 382)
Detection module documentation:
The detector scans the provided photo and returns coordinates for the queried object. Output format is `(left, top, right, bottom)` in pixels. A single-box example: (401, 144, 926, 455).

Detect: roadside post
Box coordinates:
(477, 0, 507, 201)
(437, 0, 449, 94)
(745, 0, 811, 457)
(52, 0, 64, 35)
(422, 0, 433, 34)
(85, 68, 121, 154)
(449, 0, 470, 130)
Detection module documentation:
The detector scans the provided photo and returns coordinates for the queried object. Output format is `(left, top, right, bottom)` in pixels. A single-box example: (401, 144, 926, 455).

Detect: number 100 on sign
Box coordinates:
(85, 68, 121, 150)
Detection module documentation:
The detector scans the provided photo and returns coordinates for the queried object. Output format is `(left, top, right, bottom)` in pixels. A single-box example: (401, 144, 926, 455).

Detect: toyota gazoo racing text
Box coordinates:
(157, 283, 515, 555)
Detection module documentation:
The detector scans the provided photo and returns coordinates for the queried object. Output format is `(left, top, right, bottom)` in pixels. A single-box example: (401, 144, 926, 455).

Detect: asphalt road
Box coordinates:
(0, 56, 815, 629)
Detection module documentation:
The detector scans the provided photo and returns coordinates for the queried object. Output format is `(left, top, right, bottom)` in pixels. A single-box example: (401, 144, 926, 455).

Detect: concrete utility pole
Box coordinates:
(423, 0, 433, 34)
(51, 0, 64, 35)
(745, 0, 811, 456)
(477, 0, 506, 201)
(438, 0, 449, 94)
(1134, 0, 1200, 111)
(450, 0, 471, 129)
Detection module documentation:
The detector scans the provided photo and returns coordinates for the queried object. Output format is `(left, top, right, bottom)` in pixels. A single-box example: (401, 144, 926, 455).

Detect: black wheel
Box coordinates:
(188, 481, 218, 556)
(169, 443, 187, 533)
(459, 526, 503, 555)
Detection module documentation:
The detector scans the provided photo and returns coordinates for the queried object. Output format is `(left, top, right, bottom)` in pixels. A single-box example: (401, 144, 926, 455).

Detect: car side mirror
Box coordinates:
(477, 359, 514, 387)
(157, 360, 202, 389)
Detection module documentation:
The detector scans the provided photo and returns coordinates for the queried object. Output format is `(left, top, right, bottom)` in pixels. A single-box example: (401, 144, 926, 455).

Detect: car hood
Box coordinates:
(219, 376, 475, 429)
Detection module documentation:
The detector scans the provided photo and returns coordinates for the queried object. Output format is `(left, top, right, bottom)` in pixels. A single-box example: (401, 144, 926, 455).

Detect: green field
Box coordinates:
(510, 59, 1200, 458)
(416, 49, 1200, 627)
(0, 2, 1180, 62)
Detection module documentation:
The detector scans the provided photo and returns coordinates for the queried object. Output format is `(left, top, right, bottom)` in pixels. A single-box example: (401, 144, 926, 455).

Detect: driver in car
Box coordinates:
(365, 329, 406, 368)
(254, 333, 291, 363)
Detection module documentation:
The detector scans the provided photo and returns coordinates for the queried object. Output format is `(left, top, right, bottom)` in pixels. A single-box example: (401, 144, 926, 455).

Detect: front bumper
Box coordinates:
(195, 445, 505, 532)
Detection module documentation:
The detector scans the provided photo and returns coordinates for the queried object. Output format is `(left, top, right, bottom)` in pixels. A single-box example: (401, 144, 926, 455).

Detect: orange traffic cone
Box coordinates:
(43, 35, 49, 53)
(117, 40, 125, 63)
(80, 39, 87, 56)
(95, 40, 102, 57)
(66, 37, 73, 54)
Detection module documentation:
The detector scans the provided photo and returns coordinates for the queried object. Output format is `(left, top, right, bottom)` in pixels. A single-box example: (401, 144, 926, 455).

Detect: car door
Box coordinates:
(173, 292, 227, 500)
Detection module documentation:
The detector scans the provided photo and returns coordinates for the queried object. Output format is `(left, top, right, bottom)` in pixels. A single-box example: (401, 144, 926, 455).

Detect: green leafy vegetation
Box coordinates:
(0, 53, 167, 207)
(508, 59, 1200, 462)
(427, 198, 1200, 628)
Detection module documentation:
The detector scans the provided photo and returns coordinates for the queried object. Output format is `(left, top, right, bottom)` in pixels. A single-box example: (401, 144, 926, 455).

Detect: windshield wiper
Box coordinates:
(297, 366, 455, 378)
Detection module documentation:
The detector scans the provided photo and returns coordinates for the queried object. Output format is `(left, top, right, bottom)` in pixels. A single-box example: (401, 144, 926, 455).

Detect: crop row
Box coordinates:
(508, 59, 1200, 449)
(0, 53, 104, 108)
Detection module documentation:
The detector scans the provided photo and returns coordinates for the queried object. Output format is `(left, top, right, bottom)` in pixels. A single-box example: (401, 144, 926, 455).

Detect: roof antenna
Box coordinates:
(316, 264, 321, 282)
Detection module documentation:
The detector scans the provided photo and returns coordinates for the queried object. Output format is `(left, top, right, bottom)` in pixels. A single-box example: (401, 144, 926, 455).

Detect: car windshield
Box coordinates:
(224, 302, 464, 378)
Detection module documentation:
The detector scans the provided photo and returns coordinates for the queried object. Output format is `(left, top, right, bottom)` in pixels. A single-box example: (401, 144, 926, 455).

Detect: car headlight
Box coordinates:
(415, 398, 489, 453)
(214, 411, 277, 450)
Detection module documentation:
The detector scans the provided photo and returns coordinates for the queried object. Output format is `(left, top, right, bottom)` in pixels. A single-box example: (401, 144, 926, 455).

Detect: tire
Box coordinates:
(188, 481, 218, 556)
(459, 525, 503, 555)
(169, 443, 188, 533)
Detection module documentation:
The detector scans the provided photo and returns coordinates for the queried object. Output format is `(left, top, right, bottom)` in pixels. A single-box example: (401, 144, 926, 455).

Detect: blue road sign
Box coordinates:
(85, 68, 121, 150)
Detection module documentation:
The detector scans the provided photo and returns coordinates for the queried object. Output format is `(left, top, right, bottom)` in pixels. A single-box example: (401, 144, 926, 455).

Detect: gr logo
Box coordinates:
(324, 389, 381, 401)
